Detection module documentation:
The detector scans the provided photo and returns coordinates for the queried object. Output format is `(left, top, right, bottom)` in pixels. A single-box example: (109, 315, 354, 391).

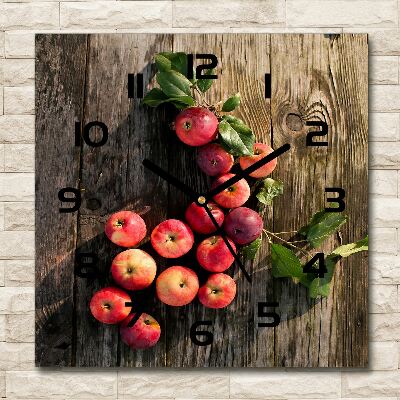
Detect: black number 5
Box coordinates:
(58, 188, 81, 213)
(258, 302, 280, 327)
(190, 321, 213, 346)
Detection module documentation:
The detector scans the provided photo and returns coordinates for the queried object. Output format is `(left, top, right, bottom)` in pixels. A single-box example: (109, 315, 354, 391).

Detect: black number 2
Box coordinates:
(306, 121, 328, 146)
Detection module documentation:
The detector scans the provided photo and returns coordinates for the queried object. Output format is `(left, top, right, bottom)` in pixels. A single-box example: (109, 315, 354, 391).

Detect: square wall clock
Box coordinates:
(35, 33, 368, 367)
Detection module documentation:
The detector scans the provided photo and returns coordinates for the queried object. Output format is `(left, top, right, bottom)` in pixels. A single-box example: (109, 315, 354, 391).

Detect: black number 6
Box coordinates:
(190, 321, 213, 346)
(58, 187, 81, 213)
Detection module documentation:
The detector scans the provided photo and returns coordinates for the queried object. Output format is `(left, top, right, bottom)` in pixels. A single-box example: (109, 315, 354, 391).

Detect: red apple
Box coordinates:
(196, 235, 236, 272)
(224, 207, 263, 245)
(111, 249, 157, 291)
(211, 173, 250, 209)
(239, 142, 277, 178)
(198, 273, 236, 309)
(89, 287, 131, 324)
(105, 211, 146, 247)
(175, 107, 218, 146)
(156, 266, 199, 306)
(120, 313, 161, 349)
(196, 143, 234, 176)
(185, 201, 224, 235)
(151, 219, 194, 258)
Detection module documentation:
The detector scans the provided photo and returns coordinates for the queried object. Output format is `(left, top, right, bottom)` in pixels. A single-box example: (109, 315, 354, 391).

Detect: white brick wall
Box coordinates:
(0, 0, 398, 398)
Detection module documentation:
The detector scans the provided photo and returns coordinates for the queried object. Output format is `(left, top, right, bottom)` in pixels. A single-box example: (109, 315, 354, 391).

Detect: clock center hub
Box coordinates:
(197, 196, 207, 205)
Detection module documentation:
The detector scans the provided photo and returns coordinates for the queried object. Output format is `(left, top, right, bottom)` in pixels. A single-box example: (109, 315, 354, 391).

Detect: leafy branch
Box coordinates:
(142, 52, 368, 300)
(142, 51, 256, 158)
(269, 209, 368, 299)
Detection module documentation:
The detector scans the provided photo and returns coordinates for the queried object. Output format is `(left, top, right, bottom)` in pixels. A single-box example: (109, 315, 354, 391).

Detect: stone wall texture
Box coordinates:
(0, 0, 398, 398)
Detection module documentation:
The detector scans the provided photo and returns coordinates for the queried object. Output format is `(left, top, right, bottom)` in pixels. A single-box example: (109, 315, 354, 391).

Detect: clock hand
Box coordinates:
(143, 159, 252, 283)
(142, 159, 200, 200)
(205, 143, 291, 199)
(202, 204, 252, 283)
(124, 302, 143, 327)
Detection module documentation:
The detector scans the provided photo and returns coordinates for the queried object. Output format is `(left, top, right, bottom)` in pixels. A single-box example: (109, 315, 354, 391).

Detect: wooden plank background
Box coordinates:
(35, 33, 368, 367)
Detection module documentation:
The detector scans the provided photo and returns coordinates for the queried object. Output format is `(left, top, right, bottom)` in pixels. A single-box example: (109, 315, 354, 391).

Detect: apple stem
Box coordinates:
(272, 230, 298, 235)
(263, 229, 310, 256)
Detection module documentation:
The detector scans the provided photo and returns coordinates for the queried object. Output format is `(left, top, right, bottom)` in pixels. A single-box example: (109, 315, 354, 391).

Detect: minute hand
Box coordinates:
(206, 143, 291, 198)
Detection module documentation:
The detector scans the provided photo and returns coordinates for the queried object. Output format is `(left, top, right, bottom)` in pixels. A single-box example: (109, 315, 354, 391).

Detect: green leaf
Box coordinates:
(142, 88, 170, 107)
(218, 116, 255, 156)
(307, 255, 339, 298)
(197, 69, 215, 93)
(156, 70, 192, 98)
(155, 54, 172, 72)
(256, 178, 284, 205)
(299, 209, 347, 248)
(331, 235, 368, 257)
(241, 238, 262, 261)
(142, 88, 195, 109)
(271, 243, 304, 280)
(309, 277, 331, 298)
(157, 52, 186, 75)
(222, 93, 241, 112)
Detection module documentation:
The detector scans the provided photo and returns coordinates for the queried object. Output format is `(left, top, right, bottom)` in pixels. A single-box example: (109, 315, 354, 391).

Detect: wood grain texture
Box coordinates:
(35, 33, 368, 367)
(35, 34, 88, 366)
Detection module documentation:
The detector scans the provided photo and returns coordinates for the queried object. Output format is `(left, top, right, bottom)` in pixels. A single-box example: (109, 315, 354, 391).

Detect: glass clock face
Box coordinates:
(35, 33, 368, 367)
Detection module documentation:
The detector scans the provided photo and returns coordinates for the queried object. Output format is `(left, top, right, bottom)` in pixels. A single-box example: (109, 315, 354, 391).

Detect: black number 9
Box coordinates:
(58, 187, 81, 213)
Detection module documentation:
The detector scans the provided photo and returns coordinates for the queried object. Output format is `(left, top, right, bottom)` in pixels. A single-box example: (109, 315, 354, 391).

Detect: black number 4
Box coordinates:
(190, 321, 213, 346)
(303, 253, 327, 278)
(258, 302, 280, 327)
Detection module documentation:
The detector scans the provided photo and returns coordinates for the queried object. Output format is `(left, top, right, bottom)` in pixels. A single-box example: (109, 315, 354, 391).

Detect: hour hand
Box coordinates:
(202, 203, 252, 283)
(143, 159, 200, 200)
